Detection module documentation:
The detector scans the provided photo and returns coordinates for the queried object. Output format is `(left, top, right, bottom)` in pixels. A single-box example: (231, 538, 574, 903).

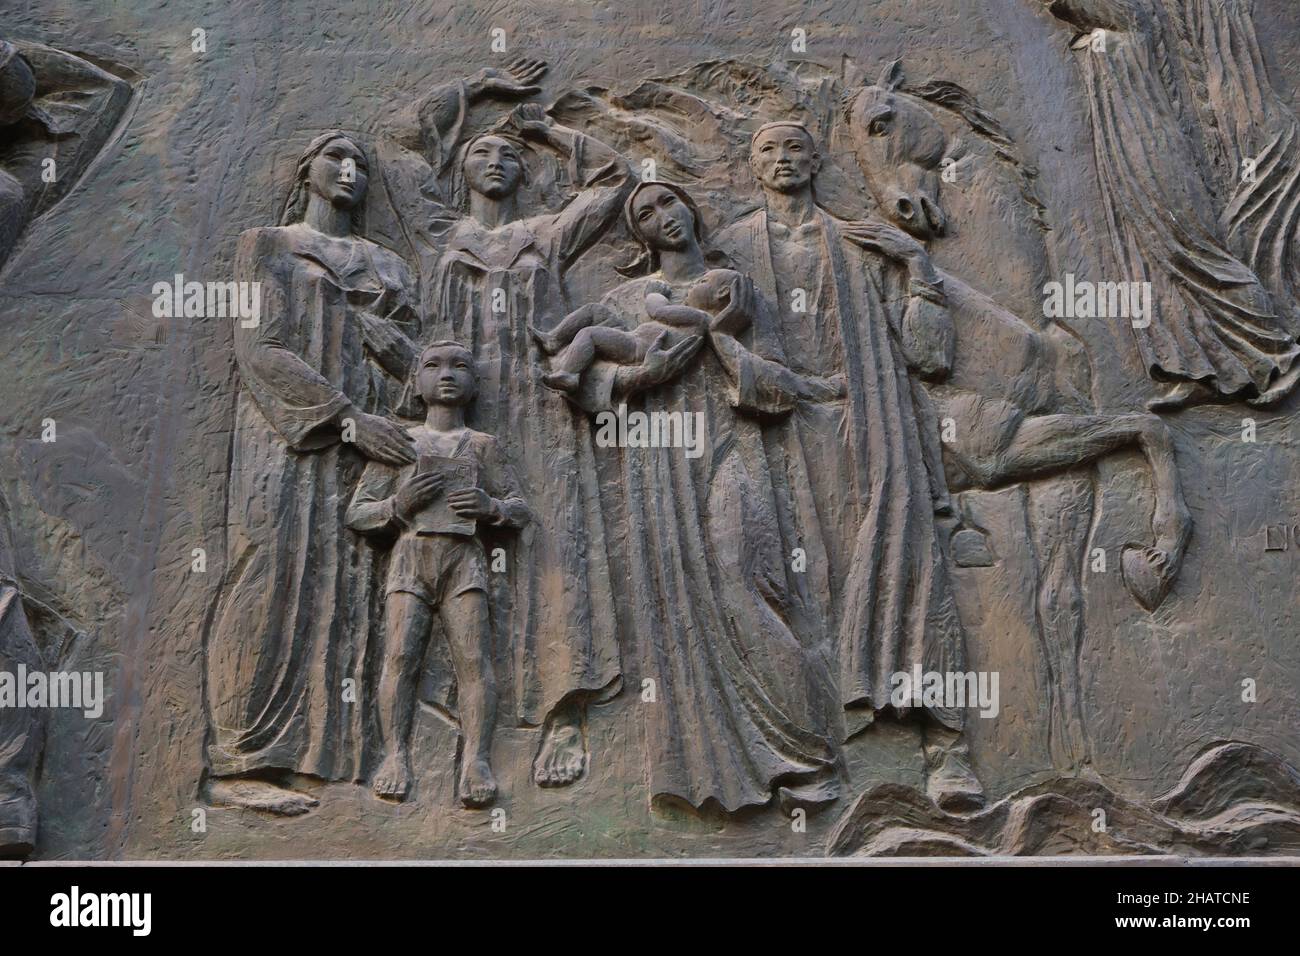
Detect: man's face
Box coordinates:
(749, 125, 820, 194)
(417, 346, 477, 407)
(463, 135, 524, 199)
(630, 185, 696, 252)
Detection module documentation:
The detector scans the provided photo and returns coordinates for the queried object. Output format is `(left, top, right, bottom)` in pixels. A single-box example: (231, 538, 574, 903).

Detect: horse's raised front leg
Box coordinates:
(991, 413, 1192, 610)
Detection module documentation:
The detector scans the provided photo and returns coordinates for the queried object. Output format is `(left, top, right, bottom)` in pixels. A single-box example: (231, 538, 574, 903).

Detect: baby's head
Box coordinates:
(684, 268, 740, 313)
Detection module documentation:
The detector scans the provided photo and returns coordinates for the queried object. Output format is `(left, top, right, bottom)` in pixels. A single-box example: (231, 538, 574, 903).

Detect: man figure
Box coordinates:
(716, 121, 983, 810)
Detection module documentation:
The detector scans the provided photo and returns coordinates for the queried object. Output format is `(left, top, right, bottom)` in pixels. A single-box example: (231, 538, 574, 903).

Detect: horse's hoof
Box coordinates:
(1122, 545, 1175, 611)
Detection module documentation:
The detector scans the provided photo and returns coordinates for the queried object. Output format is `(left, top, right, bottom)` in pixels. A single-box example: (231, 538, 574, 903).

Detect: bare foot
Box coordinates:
(208, 777, 319, 816)
(533, 709, 587, 787)
(529, 324, 562, 355)
(459, 757, 498, 808)
(372, 751, 412, 802)
(542, 369, 580, 394)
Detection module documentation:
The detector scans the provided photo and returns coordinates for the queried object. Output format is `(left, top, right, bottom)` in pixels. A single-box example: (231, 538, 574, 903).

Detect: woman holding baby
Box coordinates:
(567, 181, 845, 814)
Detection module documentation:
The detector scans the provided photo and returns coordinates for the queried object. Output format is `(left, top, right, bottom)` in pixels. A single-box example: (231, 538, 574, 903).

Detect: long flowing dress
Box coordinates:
(1051, 0, 1300, 396)
(716, 209, 965, 733)
(576, 274, 838, 812)
(205, 222, 417, 781)
(1163, 0, 1300, 330)
(388, 118, 632, 726)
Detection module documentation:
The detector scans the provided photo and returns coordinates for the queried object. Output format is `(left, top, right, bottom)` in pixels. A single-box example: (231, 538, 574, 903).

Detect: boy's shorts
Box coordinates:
(385, 533, 488, 607)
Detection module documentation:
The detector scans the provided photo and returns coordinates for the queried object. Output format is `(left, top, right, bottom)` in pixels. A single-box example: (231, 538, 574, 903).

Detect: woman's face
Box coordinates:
(463, 135, 524, 199)
(307, 138, 369, 210)
(631, 185, 697, 252)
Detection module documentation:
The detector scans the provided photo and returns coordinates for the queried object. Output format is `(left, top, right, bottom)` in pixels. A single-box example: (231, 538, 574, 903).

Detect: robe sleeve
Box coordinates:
(477, 437, 531, 529)
(542, 131, 634, 268)
(713, 333, 806, 416)
(877, 258, 954, 382)
(345, 459, 403, 535)
(233, 228, 353, 450)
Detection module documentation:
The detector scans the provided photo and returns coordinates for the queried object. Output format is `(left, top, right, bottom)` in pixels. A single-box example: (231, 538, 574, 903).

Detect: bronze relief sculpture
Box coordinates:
(1, 0, 1299, 862)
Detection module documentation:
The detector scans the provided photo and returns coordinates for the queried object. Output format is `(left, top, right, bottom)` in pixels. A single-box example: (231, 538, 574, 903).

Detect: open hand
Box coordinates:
(469, 57, 547, 100)
(712, 274, 755, 335)
(842, 218, 930, 266)
(350, 412, 416, 466)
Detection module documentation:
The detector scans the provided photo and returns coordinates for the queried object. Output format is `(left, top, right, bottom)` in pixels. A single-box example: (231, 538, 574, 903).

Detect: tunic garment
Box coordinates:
(206, 223, 417, 780)
(716, 209, 965, 731)
(579, 275, 838, 813)
(1054, 0, 1300, 395)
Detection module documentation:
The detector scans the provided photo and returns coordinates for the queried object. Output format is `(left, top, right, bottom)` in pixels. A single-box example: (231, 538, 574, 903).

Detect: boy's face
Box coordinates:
(417, 346, 477, 407)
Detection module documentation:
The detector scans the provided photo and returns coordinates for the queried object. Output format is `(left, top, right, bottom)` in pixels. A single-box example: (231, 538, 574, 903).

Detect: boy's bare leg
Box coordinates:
(530, 302, 614, 355)
(544, 326, 644, 393)
(373, 591, 432, 801)
(441, 588, 498, 808)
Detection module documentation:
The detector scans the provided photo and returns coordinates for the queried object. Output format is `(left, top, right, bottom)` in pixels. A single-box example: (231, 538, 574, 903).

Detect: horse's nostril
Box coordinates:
(896, 197, 915, 220)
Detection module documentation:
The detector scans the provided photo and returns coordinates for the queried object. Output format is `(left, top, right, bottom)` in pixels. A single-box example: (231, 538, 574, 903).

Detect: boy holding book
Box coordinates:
(347, 341, 529, 807)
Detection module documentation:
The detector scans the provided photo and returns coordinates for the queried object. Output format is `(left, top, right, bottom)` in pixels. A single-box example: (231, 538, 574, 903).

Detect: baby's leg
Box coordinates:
(440, 587, 498, 808)
(531, 302, 616, 355)
(544, 326, 645, 393)
(373, 591, 434, 801)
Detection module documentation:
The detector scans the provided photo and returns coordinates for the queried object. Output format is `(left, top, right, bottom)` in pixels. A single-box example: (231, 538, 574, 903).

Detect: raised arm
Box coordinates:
(509, 104, 635, 267)
(841, 219, 954, 380)
(391, 59, 547, 170)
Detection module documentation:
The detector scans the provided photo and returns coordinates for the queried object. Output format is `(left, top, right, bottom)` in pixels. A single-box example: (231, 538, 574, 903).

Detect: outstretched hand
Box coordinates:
(841, 218, 929, 263)
(712, 274, 755, 335)
(469, 57, 547, 100)
(643, 330, 704, 383)
(350, 412, 416, 466)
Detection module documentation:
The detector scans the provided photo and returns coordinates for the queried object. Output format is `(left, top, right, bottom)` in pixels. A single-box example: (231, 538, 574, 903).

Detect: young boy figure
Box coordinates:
(347, 341, 529, 807)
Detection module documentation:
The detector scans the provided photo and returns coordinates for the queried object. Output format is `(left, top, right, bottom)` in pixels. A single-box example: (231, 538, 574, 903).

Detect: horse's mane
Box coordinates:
(900, 79, 1051, 235)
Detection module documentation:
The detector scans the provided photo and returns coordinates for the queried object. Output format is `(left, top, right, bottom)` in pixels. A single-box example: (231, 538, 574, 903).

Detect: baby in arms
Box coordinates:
(532, 268, 740, 394)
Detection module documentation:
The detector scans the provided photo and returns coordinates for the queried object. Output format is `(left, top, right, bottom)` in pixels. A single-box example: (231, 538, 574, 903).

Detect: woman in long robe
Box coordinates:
(204, 132, 418, 813)
(1047, 0, 1300, 407)
(384, 76, 637, 785)
(574, 182, 842, 813)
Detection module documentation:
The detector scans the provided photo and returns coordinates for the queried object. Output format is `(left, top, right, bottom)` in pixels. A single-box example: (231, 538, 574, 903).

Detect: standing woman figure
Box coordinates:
(204, 132, 419, 813)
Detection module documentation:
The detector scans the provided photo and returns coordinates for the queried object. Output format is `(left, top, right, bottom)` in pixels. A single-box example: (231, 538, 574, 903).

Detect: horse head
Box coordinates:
(842, 59, 950, 241)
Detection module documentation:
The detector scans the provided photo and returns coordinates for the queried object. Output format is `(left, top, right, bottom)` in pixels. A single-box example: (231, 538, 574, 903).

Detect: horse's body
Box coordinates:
(843, 63, 1192, 771)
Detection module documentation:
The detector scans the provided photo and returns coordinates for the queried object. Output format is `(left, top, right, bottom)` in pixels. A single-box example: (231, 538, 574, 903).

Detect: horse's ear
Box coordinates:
(879, 58, 905, 92)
